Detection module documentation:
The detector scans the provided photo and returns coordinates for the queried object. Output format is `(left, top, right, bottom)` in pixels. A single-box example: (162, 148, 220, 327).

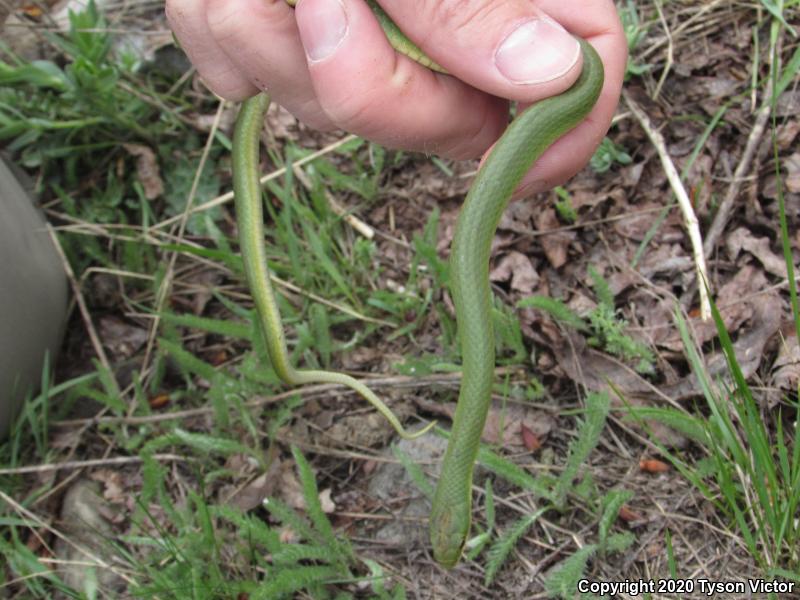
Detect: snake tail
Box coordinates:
(232, 94, 435, 441)
(429, 39, 604, 568)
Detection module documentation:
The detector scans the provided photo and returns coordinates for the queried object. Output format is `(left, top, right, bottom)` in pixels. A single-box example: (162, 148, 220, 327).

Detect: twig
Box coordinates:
(46, 224, 119, 391)
(623, 90, 711, 320)
(52, 367, 524, 428)
(0, 453, 186, 476)
(140, 99, 226, 378)
(652, 0, 674, 100)
(0, 490, 136, 586)
(702, 75, 774, 257)
(291, 161, 375, 239)
(152, 134, 359, 230)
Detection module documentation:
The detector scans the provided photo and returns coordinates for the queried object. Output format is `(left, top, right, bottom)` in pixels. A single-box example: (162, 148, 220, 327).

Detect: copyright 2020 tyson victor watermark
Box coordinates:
(577, 578, 795, 596)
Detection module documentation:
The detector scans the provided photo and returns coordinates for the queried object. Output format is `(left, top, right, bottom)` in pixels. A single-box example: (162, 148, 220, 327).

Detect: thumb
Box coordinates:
(378, 0, 583, 102)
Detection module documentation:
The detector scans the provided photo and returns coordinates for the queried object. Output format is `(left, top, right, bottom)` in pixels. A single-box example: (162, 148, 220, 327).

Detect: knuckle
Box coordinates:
(420, 0, 507, 40)
(323, 91, 377, 133)
(322, 63, 417, 134)
(203, 69, 255, 101)
(205, 1, 242, 40)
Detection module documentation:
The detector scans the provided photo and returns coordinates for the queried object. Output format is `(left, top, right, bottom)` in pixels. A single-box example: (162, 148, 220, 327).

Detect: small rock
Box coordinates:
(53, 479, 124, 597)
(366, 429, 448, 547)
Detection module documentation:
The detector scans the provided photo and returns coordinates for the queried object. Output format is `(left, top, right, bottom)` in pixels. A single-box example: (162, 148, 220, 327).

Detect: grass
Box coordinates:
(1, 0, 800, 597)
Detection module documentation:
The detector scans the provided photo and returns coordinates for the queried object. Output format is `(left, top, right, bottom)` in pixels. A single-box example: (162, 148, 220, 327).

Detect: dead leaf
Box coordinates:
(535, 208, 573, 268)
(498, 200, 537, 234)
(784, 152, 800, 194)
(185, 269, 224, 316)
(266, 103, 301, 140)
(21, 5, 44, 17)
(123, 144, 163, 200)
(553, 336, 653, 397)
(416, 397, 554, 448)
(618, 505, 642, 523)
(99, 316, 148, 360)
(777, 120, 800, 150)
(148, 394, 170, 409)
(660, 266, 765, 351)
(520, 423, 542, 451)
(50, 427, 83, 450)
(771, 332, 800, 393)
(208, 350, 228, 366)
(663, 292, 782, 401)
(89, 469, 126, 504)
(639, 458, 670, 473)
(726, 227, 788, 278)
(279, 526, 299, 544)
(490, 251, 540, 294)
(228, 464, 280, 512)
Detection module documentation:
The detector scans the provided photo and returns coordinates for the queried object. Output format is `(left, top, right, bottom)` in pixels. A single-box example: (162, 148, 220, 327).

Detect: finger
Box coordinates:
(166, 0, 258, 100)
(205, 0, 336, 130)
(294, 0, 508, 159)
(379, 0, 585, 102)
(513, 1, 627, 194)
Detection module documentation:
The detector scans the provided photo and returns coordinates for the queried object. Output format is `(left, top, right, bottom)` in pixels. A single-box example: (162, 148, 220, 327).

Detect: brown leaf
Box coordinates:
(148, 394, 170, 409)
(520, 423, 542, 452)
(639, 458, 670, 473)
(660, 266, 765, 351)
(535, 208, 573, 269)
(21, 5, 44, 17)
(89, 469, 126, 504)
(416, 397, 554, 448)
(726, 227, 788, 278)
(490, 251, 540, 294)
(228, 466, 279, 512)
(618, 505, 642, 523)
(771, 332, 800, 393)
(208, 350, 228, 366)
(123, 143, 163, 200)
(99, 317, 148, 360)
(785, 152, 800, 194)
(50, 427, 83, 450)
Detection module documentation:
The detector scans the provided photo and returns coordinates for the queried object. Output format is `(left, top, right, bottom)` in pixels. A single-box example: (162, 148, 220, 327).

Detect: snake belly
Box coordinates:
(231, 8, 604, 568)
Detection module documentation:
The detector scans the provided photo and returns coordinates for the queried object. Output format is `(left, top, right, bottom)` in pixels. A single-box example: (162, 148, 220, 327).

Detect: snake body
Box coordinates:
(232, 9, 603, 568)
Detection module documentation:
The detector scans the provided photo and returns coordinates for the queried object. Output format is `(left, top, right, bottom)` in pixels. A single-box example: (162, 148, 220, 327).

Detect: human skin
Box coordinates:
(165, 0, 627, 196)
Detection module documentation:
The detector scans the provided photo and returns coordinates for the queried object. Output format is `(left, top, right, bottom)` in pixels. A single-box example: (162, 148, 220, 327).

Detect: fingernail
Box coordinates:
(297, 0, 348, 62)
(495, 18, 580, 84)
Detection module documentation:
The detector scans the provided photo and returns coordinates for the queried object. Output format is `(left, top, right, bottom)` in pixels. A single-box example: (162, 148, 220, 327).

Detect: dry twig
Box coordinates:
(623, 90, 712, 320)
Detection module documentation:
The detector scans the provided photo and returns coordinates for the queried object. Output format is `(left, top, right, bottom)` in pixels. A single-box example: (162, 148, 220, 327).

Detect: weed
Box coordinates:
(590, 137, 633, 174)
(518, 267, 655, 374)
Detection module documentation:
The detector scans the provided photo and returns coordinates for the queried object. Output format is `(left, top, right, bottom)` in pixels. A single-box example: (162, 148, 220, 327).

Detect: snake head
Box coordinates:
(429, 501, 469, 568)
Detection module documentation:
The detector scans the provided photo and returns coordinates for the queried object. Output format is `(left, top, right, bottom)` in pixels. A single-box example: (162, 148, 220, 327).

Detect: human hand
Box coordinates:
(166, 0, 627, 195)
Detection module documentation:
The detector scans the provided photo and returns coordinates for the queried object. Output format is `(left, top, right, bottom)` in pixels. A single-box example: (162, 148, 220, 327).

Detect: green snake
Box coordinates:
(232, 4, 603, 569)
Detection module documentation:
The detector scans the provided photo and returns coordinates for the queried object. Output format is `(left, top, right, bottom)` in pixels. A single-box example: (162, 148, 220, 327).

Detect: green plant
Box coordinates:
(518, 268, 655, 374)
(621, 10, 800, 580)
(553, 186, 578, 223)
(125, 446, 368, 598)
(618, 0, 652, 79)
(399, 392, 628, 587)
(590, 137, 633, 174)
(0, 2, 178, 191)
